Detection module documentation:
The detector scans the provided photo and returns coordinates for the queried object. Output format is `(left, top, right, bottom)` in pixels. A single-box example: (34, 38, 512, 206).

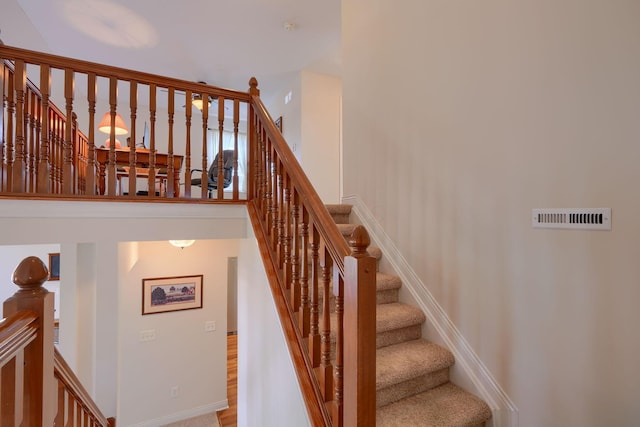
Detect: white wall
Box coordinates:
(0, 200, 247, 422)
(117, 239, 235, 426)
(237, 227, 310, 427)
(342, 1, 640, 426)
(267, 70, 342, 203)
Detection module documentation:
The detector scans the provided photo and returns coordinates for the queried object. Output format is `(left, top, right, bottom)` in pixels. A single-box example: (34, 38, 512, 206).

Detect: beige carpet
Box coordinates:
(162, 412, 219, 427)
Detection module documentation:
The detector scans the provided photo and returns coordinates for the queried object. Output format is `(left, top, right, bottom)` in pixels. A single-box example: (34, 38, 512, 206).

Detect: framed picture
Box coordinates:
(275, 116, 283, 132)
(142, 275, 203, 315)
(48, 253, 60, 281)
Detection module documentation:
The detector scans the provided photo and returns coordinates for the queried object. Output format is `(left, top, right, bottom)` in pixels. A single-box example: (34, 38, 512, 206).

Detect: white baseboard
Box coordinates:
(342, 195, 518, 427)
(128, 400, 228, 427)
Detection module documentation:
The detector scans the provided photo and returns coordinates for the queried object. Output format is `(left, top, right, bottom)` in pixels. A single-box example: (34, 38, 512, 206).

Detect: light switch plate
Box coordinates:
(205, 321, 216, 332)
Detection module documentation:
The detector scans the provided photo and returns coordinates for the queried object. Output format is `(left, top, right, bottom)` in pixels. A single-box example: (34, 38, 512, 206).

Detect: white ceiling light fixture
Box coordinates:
(283, 22, 297, 31)
(169, 240, 195, 249)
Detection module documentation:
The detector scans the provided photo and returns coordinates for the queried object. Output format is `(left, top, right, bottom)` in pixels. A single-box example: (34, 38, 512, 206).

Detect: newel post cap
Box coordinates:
(347, 225, 371, 257)
(12, 256, 49, 290)
(249, 77, 260, 96)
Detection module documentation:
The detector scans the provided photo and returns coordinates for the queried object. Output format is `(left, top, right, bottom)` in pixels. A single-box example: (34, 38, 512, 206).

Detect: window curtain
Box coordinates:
(207, 129, 247, 193)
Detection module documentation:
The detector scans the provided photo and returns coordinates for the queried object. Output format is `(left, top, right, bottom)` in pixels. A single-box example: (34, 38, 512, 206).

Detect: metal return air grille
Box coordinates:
(532, 208, 611, 230)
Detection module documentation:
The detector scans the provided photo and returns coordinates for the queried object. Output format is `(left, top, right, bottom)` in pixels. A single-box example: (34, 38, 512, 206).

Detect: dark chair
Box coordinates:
(190, 150, 234, 197)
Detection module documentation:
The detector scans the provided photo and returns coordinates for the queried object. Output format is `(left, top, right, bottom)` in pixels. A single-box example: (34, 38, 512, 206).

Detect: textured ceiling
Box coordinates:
(1, 0, 341, 104)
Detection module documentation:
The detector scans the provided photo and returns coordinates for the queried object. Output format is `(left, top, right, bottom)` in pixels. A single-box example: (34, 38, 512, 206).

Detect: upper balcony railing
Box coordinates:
(1, 44, 250, 201)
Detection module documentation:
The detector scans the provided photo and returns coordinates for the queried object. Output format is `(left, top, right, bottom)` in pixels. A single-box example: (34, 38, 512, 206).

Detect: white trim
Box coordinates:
(342, 195, 518, 427)
(0, 199, 246, 219)
(128, 400, 227, 427)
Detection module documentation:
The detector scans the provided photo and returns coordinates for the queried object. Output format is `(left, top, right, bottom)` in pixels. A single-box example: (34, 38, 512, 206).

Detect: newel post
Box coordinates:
(2, 256, 56, 426)
(343, 226, 377, 426)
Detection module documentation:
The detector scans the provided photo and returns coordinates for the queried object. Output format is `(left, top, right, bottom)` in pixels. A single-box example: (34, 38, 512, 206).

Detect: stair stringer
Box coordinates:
(342, 195, 519, 427)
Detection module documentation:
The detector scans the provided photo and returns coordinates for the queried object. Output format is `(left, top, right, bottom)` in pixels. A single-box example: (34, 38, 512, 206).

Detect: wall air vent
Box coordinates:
(532, 208, 611, 230)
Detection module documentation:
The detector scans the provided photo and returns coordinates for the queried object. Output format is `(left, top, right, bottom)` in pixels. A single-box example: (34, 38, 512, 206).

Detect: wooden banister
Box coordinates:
(0, 256, 113, 427)
(248, 93, 377, 425)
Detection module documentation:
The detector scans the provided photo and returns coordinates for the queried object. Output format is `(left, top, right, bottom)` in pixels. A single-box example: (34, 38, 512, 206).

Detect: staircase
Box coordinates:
(326, 204, 492, 427)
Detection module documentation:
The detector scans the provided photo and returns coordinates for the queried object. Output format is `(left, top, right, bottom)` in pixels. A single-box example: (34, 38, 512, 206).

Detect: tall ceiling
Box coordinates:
(1, 0, 342, 105)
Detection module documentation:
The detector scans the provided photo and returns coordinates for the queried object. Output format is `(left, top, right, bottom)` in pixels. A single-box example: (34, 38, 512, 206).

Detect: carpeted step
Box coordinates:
(318, 271, 401, 308)
(326, 204, 352, 224)
(376, 303, 425, 348)
(377, 382, 492, 427)
(377, 339, 454, 407)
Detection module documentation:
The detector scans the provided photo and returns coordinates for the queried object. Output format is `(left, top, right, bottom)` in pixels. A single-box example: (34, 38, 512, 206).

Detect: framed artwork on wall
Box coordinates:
(275, 116, 283, 132)
(142, 275, 203, 315)
(48, 253, 60, 281)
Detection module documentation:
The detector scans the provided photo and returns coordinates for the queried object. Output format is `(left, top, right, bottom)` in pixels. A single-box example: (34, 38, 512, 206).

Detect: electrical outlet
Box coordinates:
(170, 386, 179, 398)
(139, 329, 156, 342)
(205, 321, 216, 332)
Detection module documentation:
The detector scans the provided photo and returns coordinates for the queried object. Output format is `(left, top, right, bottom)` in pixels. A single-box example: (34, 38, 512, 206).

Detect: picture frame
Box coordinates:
(142, 275, 203, 315)
(275, 116, 283, 132)
(48, 253, 60, 281)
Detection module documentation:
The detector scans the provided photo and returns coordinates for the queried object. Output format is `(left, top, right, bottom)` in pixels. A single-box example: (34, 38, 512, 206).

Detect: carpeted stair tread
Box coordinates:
(326, 204, 352, 224)
(377, 302, 425, 334)
(376, 272, 402, 292)
(376, 382, 492, 427)
(376, 339, 454, 390)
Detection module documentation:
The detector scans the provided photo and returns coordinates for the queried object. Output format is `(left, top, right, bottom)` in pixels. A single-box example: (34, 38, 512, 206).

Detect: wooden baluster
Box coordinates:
(148, 84, 157, 197)
(344, 226, 377, 426)
(318, 245, 333, 400)
(166, 87, 175, 198)
(106, 77, 117, 196)
(264, 134, 273, 236)
(200, 91, 208, 199)
(71, 113, 79, 193)
(1, 355, 18, 425)
(282, 173, 292, 292)
(63, 69, 74, 194)
(184, 90, 192, 198)
(4, 68, 15, 191)
(55, 380, 65, 426)
(275, 158, 285, 262)
(290, 188, 301, 312)
(333, 274, 344, 427)
(299, 205, 311, 336)
(33, 92, 42, 192)
(66, 393, 75, 427)
(0, 63, 5, 192)
(11, 59, 25, 192)
(27, 90, 36, 192)
(232, 99, 239, 199)
(309, 224, 321, 367)
(2, 256, 56, 425)
(216, 96, 224, 199)
(128, 81, 138, 197)
(37, 64, 51, 193)
(85, 73, 96, 196)
(248, 77, 259, 201)
(51, 113, 60, 193)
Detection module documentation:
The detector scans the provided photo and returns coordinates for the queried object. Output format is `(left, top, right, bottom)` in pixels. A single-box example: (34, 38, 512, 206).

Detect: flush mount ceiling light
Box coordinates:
(283, 22, 297, 31)
(169, 240, 195, 249)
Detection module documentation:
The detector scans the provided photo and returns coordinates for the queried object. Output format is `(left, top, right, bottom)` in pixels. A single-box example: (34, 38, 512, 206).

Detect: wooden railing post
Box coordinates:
(2, 256, 56, 426)
(343, 226, 377, 426)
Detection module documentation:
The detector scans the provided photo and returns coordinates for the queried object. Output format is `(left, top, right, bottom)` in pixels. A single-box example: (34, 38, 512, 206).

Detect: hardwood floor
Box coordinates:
(217, 334, 237, 427)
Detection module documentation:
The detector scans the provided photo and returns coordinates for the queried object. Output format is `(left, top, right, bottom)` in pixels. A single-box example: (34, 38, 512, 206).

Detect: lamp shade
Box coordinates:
(192, 94, 211, 112)
(169, 240, 195, 248)
(98, 112, 129, 135)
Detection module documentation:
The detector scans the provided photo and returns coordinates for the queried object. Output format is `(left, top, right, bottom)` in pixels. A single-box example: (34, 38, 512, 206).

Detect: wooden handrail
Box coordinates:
(0, 310, 38, 368)
(54, 347, 110, 427)
(250, 96, 350, 275)
(0, 45, 251, 102)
